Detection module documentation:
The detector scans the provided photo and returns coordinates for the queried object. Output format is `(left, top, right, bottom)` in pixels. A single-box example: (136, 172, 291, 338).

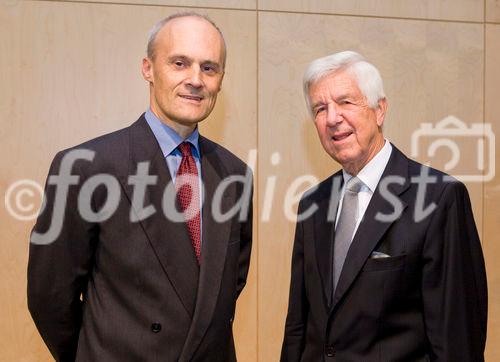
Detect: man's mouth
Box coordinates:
(331, 131, 353, 141)
(179, 94, 204, 102)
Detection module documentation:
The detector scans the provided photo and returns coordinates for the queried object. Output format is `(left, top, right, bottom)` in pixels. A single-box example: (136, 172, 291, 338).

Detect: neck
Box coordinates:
(150, 105, 196, 139)
(344, 136, 385, 176)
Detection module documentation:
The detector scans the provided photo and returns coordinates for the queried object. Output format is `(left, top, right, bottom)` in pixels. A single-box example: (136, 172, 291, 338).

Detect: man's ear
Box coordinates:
(141, 57, 154, 83)
(375, 98, 388, 127)
(217, 70, 225, 92)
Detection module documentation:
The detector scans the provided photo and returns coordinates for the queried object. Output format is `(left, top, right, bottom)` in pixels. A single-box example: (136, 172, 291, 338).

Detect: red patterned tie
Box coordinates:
(175, 142, 201, 264)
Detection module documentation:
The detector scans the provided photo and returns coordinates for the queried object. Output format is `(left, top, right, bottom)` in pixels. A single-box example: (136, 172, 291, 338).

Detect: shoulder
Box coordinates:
(300, 170, 343, 205)
(49, 119, 138, 175)
(403, 151, 470, 204)
(63, 124, 130, 156)
(200, 136, 251, 176)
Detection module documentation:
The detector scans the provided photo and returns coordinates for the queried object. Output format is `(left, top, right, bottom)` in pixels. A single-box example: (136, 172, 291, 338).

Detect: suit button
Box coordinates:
(151, 323, 162, 333)
(324, 345, 335, 357)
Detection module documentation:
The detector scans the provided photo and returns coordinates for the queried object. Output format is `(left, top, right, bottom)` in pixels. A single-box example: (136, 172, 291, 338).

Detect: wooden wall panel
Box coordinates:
(64, 0, 256, 10)
(486, 0, 500, 23)
(0, 1, 256, 360)
(258, 11, 484, 361)
(259, 0, 484, 22)
(484, 23, 500, 362)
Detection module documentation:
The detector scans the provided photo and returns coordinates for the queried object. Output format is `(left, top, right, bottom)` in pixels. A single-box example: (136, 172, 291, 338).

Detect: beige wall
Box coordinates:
(0, 0, 498, 360)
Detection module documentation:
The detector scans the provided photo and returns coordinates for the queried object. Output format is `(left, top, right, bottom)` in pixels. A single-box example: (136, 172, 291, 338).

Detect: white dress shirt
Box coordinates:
(335, 140, 393, 241)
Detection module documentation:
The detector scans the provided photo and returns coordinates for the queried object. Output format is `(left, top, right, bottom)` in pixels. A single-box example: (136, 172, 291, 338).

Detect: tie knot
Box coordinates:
(346, 176, 363, 193)
(178, 142, 192, 157)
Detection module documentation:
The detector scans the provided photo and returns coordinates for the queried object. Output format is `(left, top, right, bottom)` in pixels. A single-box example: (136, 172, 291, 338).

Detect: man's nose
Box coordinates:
(326, 103, 342, 126)
(186, 66, 203, 89)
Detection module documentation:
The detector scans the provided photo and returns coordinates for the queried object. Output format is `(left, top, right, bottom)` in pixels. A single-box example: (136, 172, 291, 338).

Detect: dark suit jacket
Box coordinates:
(28, 115, 253, 362)
(281, 145, 487, 362)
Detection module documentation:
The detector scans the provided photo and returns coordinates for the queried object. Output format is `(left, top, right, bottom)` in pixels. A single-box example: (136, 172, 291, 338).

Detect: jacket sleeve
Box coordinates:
(281, 199, 309, 362)
(27, 150, 97, 362)
(421, 181, 487, 361)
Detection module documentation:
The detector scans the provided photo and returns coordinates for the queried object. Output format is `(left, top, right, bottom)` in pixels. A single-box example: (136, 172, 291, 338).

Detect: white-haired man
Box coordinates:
(28, 13, 252, 361)
(281, 51, 487, 361)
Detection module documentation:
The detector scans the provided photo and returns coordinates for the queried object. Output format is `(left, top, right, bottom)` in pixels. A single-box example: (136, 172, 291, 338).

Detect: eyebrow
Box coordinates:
(311, 101, 325, 110)
(334, 93, 351, 102)
(310, 93, 356, 111)
(167, 54, 190, 63)
(167, 54, 222, 70)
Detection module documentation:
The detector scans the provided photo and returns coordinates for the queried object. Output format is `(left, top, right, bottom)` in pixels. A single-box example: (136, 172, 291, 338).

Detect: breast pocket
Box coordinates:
(362, 254, 406, 272)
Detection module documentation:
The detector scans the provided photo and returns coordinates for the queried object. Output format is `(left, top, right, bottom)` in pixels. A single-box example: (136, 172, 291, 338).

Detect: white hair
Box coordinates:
(303, 50, 385, 113)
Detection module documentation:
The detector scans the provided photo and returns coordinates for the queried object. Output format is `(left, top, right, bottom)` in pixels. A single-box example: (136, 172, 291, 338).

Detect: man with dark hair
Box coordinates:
(28, 13, 252, 362)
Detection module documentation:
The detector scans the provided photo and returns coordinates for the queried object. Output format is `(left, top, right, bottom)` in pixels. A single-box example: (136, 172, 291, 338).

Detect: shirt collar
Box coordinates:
(145, 108, 200, 158)
(342, 140, 393, 192)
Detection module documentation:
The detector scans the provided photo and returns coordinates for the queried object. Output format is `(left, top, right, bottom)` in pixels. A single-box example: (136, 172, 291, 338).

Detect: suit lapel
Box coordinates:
(119, 116, 199, 317)
(331, 146, 410, 311)
(180, 136, 233, 361)
(314, 172, 343, 308)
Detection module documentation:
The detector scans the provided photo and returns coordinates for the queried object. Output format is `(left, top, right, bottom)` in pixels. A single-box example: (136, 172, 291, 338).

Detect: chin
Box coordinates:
(333, 153, 359, 168)
(176, 112, 207, 123)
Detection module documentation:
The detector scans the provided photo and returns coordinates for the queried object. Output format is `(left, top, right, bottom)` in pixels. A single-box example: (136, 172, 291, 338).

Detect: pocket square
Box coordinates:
(370, 251, 391, 259)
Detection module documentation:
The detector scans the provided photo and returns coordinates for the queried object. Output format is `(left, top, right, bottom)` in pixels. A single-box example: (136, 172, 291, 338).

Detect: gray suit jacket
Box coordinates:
(28, 115, 253, 361)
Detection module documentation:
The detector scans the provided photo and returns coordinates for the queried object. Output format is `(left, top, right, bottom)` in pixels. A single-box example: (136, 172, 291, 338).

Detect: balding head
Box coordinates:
(146, 12, 227, 69)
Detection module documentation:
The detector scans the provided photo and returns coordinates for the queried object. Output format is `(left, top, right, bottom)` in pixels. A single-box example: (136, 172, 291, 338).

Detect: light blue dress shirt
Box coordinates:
(144, 109, 203, 241)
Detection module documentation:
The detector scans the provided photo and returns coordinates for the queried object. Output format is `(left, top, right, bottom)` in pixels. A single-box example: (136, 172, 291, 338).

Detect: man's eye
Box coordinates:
(174, 61, 185, 67)
(202, 65, 216, 73)
(315, 107, 325, 115)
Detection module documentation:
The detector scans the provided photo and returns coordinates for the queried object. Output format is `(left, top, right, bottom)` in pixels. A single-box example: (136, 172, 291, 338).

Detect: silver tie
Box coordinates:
(333, 176, 364, 290)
